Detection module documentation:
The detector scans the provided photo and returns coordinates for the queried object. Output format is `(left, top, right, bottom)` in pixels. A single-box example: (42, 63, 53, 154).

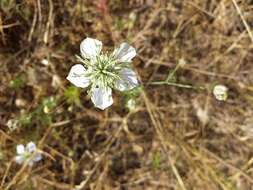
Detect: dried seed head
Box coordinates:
(213, 85, 228, 101)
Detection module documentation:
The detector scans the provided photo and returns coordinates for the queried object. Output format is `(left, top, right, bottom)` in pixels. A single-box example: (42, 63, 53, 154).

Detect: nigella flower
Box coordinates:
(15, 142, 42, 166)
(67, 37, 139, 110)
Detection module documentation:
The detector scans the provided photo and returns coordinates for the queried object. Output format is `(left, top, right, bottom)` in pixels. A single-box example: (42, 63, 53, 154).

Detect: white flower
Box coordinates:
(15, 142, 42, 166)
(67, 37, 139, 110)
(213, 85, 228, 101)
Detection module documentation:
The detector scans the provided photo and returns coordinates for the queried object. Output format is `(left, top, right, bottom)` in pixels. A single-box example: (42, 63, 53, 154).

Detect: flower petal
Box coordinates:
(67, 64, 90, 88)
(26, 142, 36, 153)
(91, 86, 113, 110)
(113, 43, 136, 62)
(115, 68, 138, 91)
(33, 153, 42, 162)
(80, 37, 102, 59)
(16, 144, 25, 154)
(15, 155, 25, 164)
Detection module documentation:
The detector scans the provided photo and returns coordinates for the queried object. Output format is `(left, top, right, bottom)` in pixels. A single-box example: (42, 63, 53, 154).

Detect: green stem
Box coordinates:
(148, 81, 205, 90)
(166, 62, 181, 82)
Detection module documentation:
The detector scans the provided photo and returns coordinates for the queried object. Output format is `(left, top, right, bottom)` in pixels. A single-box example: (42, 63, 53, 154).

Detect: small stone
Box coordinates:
(15, 98, 27, 108)
(132, 144, 144, 155)
(41, 59, 49, 66)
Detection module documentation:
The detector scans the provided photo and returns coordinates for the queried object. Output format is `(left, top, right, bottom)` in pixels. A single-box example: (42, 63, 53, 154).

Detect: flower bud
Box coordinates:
(126, 98, 137, 111)
(213, 85, 228, 101)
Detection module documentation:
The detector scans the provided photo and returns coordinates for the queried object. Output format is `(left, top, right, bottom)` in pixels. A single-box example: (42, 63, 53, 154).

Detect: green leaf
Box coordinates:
(9, 75, 25, 89)
(64, 86, 81, 107)
(152, 152, 161, 170)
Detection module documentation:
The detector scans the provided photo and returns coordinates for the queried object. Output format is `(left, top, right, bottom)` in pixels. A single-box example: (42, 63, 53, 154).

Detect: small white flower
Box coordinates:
(15, 142, 42, 166)
(213, 85, 228, 101)
(67, 37, 139, 110)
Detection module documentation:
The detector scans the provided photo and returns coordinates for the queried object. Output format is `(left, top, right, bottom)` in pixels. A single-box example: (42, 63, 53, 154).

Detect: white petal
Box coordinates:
(67, 64, 90, 88)
(26, 142, 36, 153)
(33, 153, 42, 162)
(113, 43, 136, 62)
(115, 68, 138, 91)
(91, 86, 113, 110)
(80, 38, 102, 59)
(16, 144, 25, 154)
(15, 155, 25, 164)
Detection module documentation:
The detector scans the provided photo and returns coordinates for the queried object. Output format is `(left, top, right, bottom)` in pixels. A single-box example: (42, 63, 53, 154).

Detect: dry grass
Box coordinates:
(1, 0, 253, 189)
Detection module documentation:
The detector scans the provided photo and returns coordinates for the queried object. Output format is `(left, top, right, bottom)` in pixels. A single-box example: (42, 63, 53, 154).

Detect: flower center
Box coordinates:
(22, 151, 32, 160)
(89, 54, 120, 87)
(96, 55, 114, 72)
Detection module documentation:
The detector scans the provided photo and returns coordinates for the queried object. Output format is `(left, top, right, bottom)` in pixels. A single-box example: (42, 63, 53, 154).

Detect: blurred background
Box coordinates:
(1, 0, 253, 189)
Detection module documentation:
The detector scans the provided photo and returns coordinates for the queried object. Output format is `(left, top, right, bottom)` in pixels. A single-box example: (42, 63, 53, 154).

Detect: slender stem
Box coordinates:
(166, 62, 182, 82)
(148, 81, 205, 90)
